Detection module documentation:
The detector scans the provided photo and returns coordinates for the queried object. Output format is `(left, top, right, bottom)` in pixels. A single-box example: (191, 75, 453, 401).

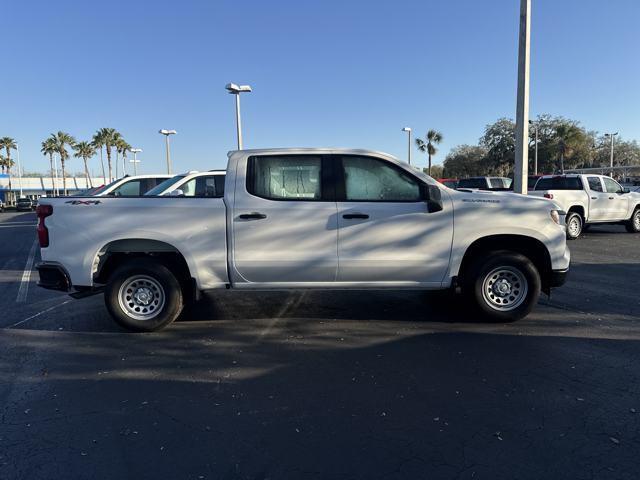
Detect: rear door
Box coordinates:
(231, 154, 338, 285)
(586, 176, 609, 221)
(602, 177, 629, 220)
(334, 155, 453, 286)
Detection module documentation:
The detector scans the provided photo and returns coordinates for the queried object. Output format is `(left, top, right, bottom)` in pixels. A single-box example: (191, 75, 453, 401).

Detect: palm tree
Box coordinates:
(91, 135, 107, 184)
(41, 138, 58, 196)
(0, 137, 17, 174)
(116, 137, 131, 176)
(0, 154, 13, 174)
(415, 129, 444, 175)
(554, 124, 583, 173)
(51, 131, 76, 195)
(73, 141, 96, 187)
(93, 128, 119, 181)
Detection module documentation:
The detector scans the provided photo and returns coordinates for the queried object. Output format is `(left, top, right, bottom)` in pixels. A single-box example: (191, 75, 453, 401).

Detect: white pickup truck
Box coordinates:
(530, 174, 640, 239)
(36, 148, 570, 331)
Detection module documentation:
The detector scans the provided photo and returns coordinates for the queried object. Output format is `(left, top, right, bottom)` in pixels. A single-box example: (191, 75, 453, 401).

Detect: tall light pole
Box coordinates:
(401, 127, 412, 165)
(159, 130, 176, 174)
(513, 0, 531, 195)
(130, 148, 142, 176)
(529, 120, 538, 175)
(225, 83, 252, 150)
(604, 132, 618, 177)
(16, 143, 23, 198)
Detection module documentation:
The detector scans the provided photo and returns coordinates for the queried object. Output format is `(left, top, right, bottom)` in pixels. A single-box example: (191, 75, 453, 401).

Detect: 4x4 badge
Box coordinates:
(65, 200, 102, 205)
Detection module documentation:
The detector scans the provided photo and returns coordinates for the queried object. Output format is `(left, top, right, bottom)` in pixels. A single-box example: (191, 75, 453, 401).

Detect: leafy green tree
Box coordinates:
(51, 131, 76, 195)
(415, 129, 443, 175)
(480, 118, 515, 176)
(553, 123, 587, 173)
(442, 145, 488, 178)
(73, 141, 96, 187)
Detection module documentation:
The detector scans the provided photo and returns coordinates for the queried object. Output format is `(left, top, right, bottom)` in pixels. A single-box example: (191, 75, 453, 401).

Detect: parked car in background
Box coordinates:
(31, 198, 39, 210)
(16, 197, 33, 212)
(37, 147, 570, 332)
(92, 175, 173, 197)
(437, 178, 458, 189)
(144, 170, 226, 197)
(528, 175, 544, 190)
(0, 199, 5, 212)
(530, 174, 640, 239)
(457, 176, 512, 191)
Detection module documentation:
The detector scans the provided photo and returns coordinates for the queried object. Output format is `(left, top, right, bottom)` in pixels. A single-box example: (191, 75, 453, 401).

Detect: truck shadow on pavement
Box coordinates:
(2, 325, 640, 479)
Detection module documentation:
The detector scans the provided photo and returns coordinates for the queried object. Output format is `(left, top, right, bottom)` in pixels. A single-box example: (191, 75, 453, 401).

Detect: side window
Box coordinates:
(112, 180, 141, 196)
(248, 156, 322, 200)
(341, 156, 421, 201)
(179, 178, 198, 197)
(587, 177, 603, 192)
(489, 178, 502, 189)
(603, 177, 622, 194)
(195, 175, 224, 197)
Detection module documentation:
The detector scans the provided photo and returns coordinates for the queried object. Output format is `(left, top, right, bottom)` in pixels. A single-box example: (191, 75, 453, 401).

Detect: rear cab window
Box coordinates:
(534, 177, 583, 190)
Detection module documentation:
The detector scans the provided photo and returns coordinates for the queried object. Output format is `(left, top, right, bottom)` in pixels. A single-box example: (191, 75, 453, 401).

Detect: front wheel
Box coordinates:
(463, 251, 541, 322)
(625, 208, 640, 233)
(105, 258, 184, 332)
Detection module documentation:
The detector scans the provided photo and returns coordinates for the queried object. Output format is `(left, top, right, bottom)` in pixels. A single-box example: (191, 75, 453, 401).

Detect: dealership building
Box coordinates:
(0, 174, 106, 204)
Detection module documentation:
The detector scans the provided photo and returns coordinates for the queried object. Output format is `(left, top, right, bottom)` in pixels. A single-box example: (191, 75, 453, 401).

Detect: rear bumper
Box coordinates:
(36, 262, 72, 292)
(549, 268, 569, 288)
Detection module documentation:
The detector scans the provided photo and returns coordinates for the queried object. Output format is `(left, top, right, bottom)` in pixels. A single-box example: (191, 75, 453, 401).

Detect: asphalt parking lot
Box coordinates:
(1, 211, 639, 480)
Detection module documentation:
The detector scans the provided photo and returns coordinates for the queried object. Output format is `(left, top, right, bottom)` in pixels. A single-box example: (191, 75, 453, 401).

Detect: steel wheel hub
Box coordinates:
(118, 275, 165, 321)
(634, 212, 640, 229)
(482, 267, 528, 312)
(568, 217, 581, 236)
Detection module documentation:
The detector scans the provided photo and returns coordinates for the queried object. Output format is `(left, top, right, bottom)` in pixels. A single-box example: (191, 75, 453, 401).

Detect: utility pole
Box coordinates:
(604, 132, 618, 177)
(513, 0, 531, 195)
(159, 130, 177, 174)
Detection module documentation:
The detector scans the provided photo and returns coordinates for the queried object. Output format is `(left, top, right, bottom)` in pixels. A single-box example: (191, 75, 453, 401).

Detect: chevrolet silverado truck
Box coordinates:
(35, 148, 570, 331)
(530, 174, 640, 239)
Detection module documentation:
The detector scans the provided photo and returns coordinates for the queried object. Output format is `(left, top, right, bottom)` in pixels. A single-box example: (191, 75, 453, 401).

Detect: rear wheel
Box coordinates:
(625, 208, 640, 233)
(105, 258, 184, 332)
(463, 251, 541, 322)
(565, 212, 583, 240)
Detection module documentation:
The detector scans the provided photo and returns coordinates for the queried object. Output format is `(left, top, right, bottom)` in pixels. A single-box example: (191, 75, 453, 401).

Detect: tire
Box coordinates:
(104, 258, 184, 332)
(565, 212, 583, 240)
(462, 251, 541, 322)
(625, 208, 640, 233)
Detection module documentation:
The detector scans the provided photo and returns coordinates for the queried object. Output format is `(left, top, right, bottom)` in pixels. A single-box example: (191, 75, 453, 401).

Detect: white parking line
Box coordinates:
(16, 240, 38, 303)
(0, 224, 36, 228)
(8, 300, 72, 328)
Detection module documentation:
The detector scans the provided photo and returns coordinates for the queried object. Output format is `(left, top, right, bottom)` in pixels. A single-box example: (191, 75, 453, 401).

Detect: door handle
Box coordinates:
(238, 212, 267, 220)
(590, 196, 597, 200)
(609, 197, 615, 200)
(342, 213, 369, 220)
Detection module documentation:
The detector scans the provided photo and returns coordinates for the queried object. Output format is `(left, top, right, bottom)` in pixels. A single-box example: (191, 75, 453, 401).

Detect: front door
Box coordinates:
(586, 176, 609, 221)
(602, 177, 629, 220)
(335, 155, 453, 286)
(231, 154, 338, 285)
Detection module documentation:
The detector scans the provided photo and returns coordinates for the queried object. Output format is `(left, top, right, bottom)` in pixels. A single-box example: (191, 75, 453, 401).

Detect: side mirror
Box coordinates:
(422, 184, 444, 213)
(622, 187, 630, 194)
(168, 189, 185, 197)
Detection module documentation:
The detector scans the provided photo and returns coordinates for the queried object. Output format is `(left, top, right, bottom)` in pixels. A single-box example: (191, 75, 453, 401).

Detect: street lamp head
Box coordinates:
(130, 148, 142, 153)
(159, 129, 177, 136)
(402, 127, 411, 132)
(226, 83, 252, 94)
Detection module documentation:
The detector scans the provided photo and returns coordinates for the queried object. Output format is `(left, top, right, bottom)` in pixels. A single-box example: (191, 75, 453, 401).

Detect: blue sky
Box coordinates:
(2, 0, 639, 176)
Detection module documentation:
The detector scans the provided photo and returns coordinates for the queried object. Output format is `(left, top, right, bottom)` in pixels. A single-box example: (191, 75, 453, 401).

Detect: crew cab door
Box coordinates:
(586, 176, 609, 221)
(230, 154, 338, 285)
(602, 177, 629, 220)
(334, 155, 453, 286)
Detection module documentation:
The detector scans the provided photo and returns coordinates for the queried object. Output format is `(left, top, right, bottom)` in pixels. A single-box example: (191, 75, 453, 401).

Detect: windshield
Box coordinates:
(145, 175, 187, 196)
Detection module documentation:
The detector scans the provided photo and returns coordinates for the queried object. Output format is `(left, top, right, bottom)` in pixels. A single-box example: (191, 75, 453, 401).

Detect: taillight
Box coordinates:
(544, 193, 554, 199)
(36, 204, 53, 247)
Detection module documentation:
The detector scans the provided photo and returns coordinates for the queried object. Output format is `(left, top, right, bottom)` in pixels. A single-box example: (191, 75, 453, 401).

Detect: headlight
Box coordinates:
(550, 210, 561, 225)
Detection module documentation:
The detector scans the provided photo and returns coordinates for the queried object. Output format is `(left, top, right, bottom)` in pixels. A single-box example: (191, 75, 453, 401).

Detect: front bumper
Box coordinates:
(549, 268, 569, 288)
(36, 262, 72, 292)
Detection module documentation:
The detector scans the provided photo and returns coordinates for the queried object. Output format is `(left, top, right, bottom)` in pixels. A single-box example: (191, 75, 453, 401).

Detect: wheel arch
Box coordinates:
(93, 239, 197, 302)
(456, 234, 553, 292)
